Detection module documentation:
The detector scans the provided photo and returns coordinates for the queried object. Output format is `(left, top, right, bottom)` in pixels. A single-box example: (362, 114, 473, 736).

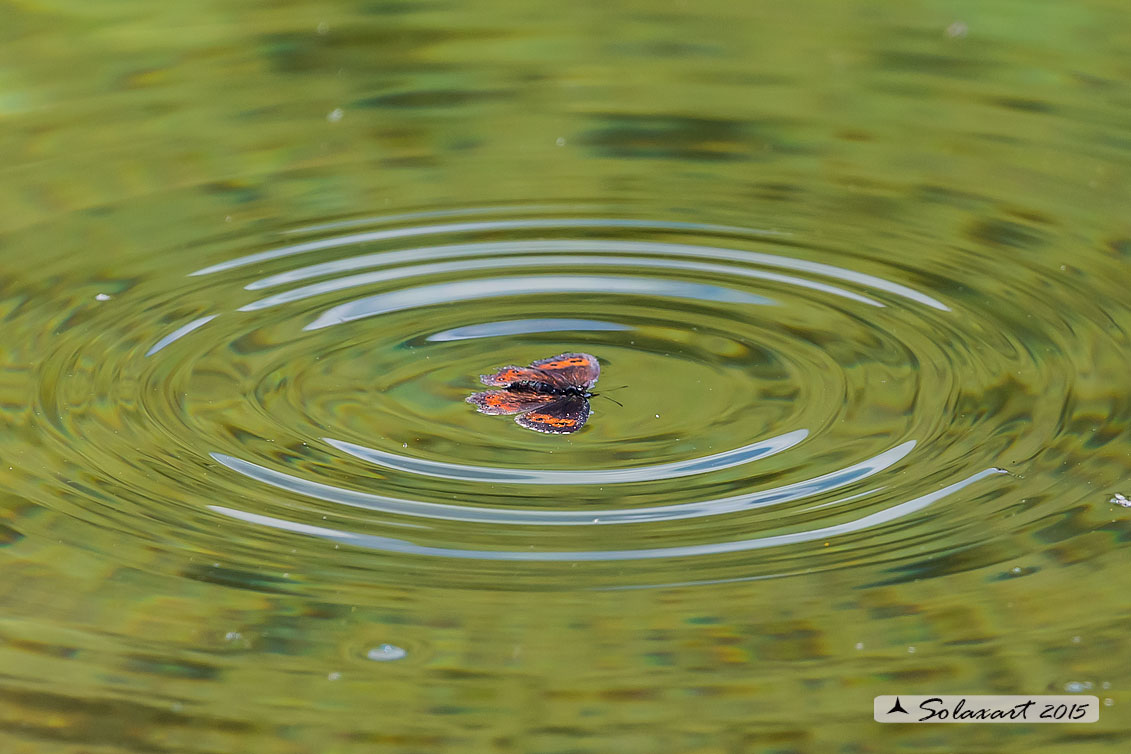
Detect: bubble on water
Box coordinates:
(327, 108, 344, 123)
(327, 671, 341, 681)
(1064, 681, 1093, 692)
(366, 644, 407, 662)
(94, 293, 112, 301)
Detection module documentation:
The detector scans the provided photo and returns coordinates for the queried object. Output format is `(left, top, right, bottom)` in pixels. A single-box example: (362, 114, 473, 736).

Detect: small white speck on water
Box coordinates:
(555, 136, 566, 146)
(946, 20, 968, 38)
(94, 293, 112, 301)
(224, 631, 242, 642)
(327, 671, 341, 680)
(854, 642, 864, 650)
(1104, 698, 1114, 707)
(907, 646, 916, 654)
(655, 414, 660, 418)
(327, 108, 344, 123)
(1072, 635, 1082, 644)
(1110, 493, 1131, 508)
(403, 443, 408, 448)
(317, 22, 330, 35)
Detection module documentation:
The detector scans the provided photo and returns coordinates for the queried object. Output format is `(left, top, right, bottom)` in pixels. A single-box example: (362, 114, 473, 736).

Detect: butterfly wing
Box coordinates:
(466, 390, 558, 415)
(515, 394, 590, 434)
(529, 352, 600, 389)
(479, 366, 548, 387)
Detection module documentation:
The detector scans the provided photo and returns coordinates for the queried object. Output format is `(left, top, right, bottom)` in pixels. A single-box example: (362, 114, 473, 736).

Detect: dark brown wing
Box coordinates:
(529, 352, 600, 390)
(479, 366, 547, 387)
(515, 394, 590, 434)
(466, 390, 558, 415)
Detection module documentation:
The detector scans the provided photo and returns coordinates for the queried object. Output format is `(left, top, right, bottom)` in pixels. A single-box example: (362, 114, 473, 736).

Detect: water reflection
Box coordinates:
(239, 256, 792, 312)
(145, 315, 218, 356)
(189, 217, 790, 277)
(209, 466, 1007, 560)
(427, 318, 631, 341)
(322, 430, 809, 484)
(210, 439, 915, 526)
(304, 275, 772, 330)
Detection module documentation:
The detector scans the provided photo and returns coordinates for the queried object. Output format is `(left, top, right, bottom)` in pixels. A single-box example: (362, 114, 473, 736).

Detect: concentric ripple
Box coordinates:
(10, 203, 1131, 590)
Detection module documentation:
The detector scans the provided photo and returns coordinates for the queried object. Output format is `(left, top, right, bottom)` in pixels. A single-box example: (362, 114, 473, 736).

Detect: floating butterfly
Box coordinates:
(466, 352, 600, 434)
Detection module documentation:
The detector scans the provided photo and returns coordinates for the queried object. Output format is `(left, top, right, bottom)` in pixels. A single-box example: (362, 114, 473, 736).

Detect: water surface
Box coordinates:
(2, 1, 1130, 751)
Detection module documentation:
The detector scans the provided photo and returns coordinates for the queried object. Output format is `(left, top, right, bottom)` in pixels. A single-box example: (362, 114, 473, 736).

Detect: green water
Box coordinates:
(2, 0, 1131, 751)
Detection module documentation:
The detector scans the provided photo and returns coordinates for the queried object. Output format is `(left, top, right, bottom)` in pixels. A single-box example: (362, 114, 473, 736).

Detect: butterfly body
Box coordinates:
(509, 381, 589, 397)
(466, 352, 600, 434)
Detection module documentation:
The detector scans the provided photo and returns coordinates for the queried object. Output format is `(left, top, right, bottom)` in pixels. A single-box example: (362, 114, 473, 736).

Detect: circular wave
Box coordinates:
(13, 203, 1126, 590)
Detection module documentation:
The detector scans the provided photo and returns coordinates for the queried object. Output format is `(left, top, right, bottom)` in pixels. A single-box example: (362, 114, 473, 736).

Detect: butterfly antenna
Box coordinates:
(602, 385, 629, 392)
(595, 393, 623, 407)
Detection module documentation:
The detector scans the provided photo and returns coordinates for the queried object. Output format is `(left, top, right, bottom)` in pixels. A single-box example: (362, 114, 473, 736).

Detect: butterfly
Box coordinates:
(466, 352, 600, 434)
